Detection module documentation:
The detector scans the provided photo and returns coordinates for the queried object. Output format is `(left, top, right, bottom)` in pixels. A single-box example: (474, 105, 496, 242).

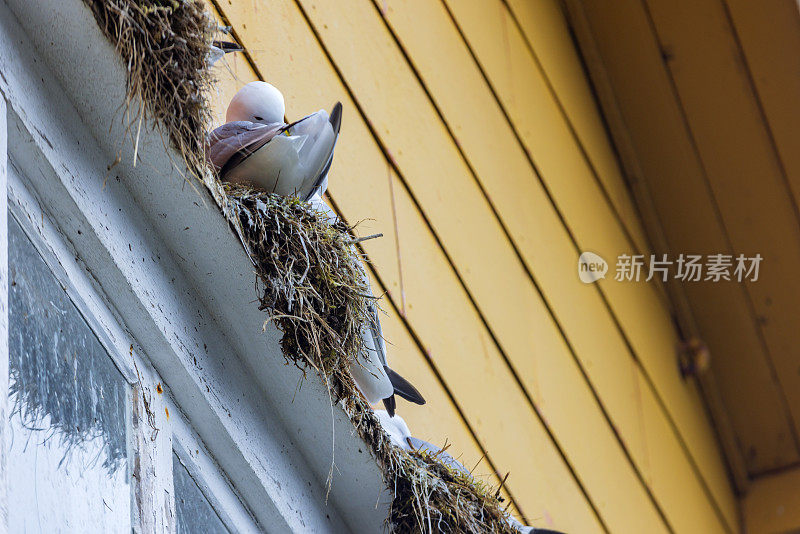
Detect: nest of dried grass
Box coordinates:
(83, 0, 521, 531)
(388, 450, 519, 533)
(222, 184, 368, 401)
(83, 0, 216, 177)
(222, 185, 518, 533)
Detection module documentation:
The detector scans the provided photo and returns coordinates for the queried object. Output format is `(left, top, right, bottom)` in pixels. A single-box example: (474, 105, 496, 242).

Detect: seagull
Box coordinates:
(209, 81, 425, 415)
(374, 410, 470, 475)
(308, 195, 425, 414)
(373, 410, 563, 534)
(208, 81, 340, 201)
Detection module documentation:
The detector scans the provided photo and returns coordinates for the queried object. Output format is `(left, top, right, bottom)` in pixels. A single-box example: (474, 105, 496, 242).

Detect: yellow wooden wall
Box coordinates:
(203, 0, 737, 532)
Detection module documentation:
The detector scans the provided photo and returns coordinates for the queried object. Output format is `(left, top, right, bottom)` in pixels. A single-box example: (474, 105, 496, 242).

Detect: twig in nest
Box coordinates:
(347, 232, 383, 245)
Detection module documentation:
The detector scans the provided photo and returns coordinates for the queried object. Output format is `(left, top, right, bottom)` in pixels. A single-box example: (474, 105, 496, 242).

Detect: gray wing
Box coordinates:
(296, 102, 342, 201)
(310, 193, 424, 410)
(360, 244, 425, 408)
(310, 199, 382, 361)
(207, 121, 283, 174)
(367, 297, 388, 367)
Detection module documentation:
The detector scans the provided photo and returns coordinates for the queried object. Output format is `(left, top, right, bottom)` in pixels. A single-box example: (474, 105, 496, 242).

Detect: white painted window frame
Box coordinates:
(6, 154, 259, 534)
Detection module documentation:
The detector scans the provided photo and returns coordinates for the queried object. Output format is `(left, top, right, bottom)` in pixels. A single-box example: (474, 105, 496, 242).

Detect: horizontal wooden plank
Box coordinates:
(744, 466, 800, 534)
(503, 0, 650, 257)
(577, 0, 799, 480)
(644, 0, 800, 475)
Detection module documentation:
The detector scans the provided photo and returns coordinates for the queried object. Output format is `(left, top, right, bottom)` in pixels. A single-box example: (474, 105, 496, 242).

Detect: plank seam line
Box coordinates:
(750, 459, 800, 482)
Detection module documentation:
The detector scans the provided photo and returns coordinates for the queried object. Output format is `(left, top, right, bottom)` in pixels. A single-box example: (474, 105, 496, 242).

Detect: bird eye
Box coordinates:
(253, 115, 264, 121)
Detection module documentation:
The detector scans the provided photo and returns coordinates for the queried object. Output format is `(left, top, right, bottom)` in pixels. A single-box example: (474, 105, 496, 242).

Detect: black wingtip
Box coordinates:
(212, 40, 244, 53)
(385, 367, 426, 406)
(329, 102, 343, 134)
(382, 395, 396, 418)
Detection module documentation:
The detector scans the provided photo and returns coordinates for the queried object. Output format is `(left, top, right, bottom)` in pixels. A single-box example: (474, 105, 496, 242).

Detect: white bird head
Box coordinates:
(226, 81, 285, 125)
(374, 410, 412, 449)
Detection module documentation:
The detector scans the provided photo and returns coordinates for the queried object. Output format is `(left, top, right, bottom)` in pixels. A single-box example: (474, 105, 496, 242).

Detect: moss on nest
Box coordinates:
(222, 183, 368, 402)
(83, 0, 522, 531)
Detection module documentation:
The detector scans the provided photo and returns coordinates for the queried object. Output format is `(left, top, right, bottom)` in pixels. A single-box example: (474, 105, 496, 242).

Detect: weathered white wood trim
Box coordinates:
(0, 0, 389, 531)
(7, 106, 281, 533)
(171, 402, 261, 534)
(132, 380, 175, 534)
(0, 92, 8, 534)
(130, 360, 175, 534)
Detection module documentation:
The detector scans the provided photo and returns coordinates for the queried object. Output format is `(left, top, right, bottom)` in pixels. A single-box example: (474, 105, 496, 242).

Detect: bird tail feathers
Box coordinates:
(385, 366, 426, 406)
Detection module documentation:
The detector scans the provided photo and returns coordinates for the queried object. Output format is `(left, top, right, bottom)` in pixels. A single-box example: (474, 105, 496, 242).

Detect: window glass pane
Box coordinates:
(173, 452, 230, 534)
(7, 215, 132, 532)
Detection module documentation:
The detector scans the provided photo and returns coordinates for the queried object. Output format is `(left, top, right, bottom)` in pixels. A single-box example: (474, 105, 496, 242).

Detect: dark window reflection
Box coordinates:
(7, 214, 131, 532)
(174, 452, 230, 534)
